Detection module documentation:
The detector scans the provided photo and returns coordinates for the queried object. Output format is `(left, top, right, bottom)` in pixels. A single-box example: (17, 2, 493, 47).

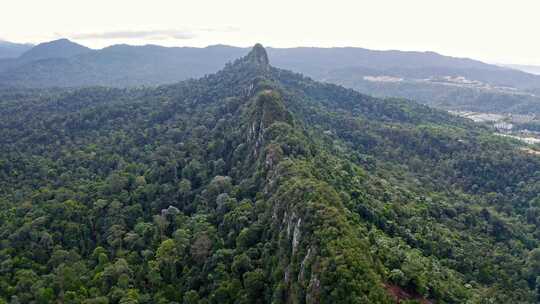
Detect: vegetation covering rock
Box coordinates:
(0, 45, 538, 303)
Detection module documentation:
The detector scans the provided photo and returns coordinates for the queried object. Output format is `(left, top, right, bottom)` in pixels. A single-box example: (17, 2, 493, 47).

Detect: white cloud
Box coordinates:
(69, 29, 197, 40)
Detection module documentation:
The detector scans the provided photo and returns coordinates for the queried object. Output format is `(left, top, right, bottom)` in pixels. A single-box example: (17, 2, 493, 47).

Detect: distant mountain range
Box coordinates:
(17, 38, 90, 62)
(1, 38, 540, 114)
(0, 40, 33, 58)
(501, 64, 540, 75)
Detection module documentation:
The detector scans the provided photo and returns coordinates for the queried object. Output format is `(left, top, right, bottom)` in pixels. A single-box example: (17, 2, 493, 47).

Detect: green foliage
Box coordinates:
(0, 45, 538, 303)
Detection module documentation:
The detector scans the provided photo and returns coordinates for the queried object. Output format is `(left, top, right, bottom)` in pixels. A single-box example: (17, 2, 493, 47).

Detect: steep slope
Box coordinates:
(0, 45, 539, 303)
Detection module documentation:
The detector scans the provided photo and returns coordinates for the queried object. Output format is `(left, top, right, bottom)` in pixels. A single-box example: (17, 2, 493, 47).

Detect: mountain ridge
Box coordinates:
(1, 39, 539, 116)
(18, 38, 92, 62)
(0, 39, 535, 87)
(0, 44, 538, 302)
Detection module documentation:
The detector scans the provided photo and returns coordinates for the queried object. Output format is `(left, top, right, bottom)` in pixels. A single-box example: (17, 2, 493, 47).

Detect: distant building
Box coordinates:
(509, 114, 536, 124)
(494, 122, 513, 131)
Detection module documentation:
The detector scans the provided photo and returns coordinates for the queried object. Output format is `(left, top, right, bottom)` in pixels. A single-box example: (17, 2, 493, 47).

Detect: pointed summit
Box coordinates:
(225, 43, 270, 73)
(246, 43, 269, 66)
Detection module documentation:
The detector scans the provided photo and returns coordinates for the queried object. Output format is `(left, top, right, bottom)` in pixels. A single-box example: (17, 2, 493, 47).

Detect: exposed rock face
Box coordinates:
(230, 43, 270, 73)
(306, 275, 321, 304)
(292, 218, 302, 254)
(247, 90, 293, 157)
(245, 43, 270, 69)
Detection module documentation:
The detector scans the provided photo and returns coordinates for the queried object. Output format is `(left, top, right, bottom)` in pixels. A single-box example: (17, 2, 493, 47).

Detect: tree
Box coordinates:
(156, 239, 180, 282)
(243, 269, 266, 303)
(190, 233, 212, 262)
(119, 289, 140, 304)
(183, 290, 200, 304)
(232, 254, 252, 277)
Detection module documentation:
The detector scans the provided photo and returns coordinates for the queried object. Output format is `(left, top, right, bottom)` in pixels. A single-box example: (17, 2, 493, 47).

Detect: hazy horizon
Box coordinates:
(4, 37, 540, 71)
(1, 0, 539, 66)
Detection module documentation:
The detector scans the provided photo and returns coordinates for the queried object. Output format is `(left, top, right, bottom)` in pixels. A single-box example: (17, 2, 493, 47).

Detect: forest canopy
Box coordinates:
(0, 45, 539, 303)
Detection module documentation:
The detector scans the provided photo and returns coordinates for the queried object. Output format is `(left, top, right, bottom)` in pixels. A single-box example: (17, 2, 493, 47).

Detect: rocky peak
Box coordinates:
(223, 43, 271, 74)
(246, 43, 269, 66)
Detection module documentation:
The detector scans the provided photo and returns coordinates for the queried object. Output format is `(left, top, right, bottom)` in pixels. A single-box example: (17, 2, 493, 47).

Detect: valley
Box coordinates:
(450, 110, 540, 146)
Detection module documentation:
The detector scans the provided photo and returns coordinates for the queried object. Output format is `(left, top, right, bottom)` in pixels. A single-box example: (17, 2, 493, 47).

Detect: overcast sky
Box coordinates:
(1, 0, 539, 65)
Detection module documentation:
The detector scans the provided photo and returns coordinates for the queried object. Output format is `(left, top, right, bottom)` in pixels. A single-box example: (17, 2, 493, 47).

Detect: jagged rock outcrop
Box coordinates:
(245, 43, 270, 69)
(246, 43, 270, 69)
(228, 43, 271, 75)
(247, 90, 293, 157)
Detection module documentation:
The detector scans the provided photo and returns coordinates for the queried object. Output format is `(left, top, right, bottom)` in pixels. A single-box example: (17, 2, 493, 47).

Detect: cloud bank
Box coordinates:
(67, 27, 239, 41)
(70, 29, 197, 40)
